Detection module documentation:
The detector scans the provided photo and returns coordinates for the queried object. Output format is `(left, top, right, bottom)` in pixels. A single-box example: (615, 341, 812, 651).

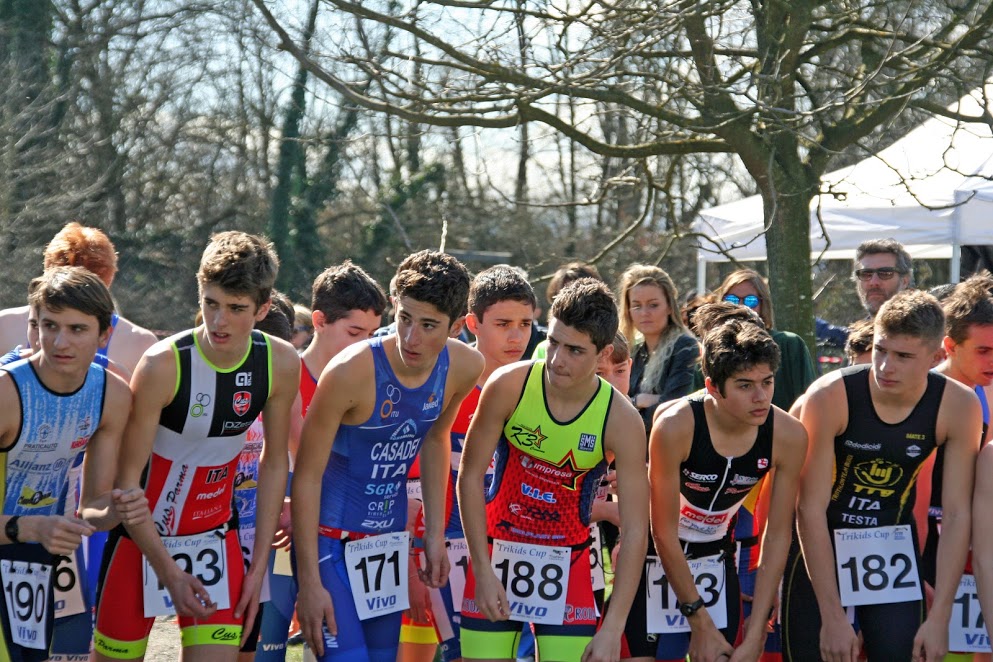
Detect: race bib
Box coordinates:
(142, 529, 230, 617)
(491, 539, 570, 625)
(1, 560, 52, 650)
(589, 525, 605, 592)
(239, 526, 270, 602)
(645, 554, 727, 633)
(273, 546, 293, 577)
(345, 532, 409, 620)
(446, 538, 469, 613)
(949, 574, 991, 652)
(52, 552, 85, 618)
(834, 525, 921, 607)
(406, 479, 423, 502)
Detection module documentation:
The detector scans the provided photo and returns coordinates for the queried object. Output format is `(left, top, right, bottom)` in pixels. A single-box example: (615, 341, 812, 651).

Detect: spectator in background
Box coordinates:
(715, 268, 816, 411)
(618, 264, 699, 434)
(854, 237, 913, 317)
(291, 304, 313, 350)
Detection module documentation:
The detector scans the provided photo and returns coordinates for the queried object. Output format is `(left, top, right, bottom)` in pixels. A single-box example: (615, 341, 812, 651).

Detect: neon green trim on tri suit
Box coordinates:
(192, 328, 255, 373)
(181, 624, 243, 647)
(93, 631, 148, 659)
(504, 361, 611, 470)
(171, 342, 182, 401)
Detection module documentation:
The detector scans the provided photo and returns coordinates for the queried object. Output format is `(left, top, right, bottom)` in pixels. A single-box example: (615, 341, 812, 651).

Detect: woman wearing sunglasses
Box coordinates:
(617, 265, 699, 436)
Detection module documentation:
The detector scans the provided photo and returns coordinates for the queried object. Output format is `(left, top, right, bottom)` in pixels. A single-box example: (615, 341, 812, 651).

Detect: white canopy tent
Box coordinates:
(694, 88, 993, 294)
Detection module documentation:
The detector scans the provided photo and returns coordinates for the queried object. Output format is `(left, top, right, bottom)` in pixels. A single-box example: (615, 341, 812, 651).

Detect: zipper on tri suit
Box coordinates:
(684, 456, 734, 558)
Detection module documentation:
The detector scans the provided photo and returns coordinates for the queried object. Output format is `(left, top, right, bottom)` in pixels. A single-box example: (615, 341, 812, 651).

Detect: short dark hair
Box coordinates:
(394, 250, 471, 325)
(29, 267, 115, 333)
(546, 262, 602, 307)
(855, 238, 913, 283)
(312, 260, 388, 323)
(702, 320, 780, 396)
(255, 290, 294, 342)
(690, 301, 765, 338)
(845, 319, 874, 362)
(942, 272, 993, 344)
(875, 290, 944, 347)
(198, 231, 279, 309)
(549, 278, 618, 351)
(607, 331, 630, 364)
(469, 265, 537, 319)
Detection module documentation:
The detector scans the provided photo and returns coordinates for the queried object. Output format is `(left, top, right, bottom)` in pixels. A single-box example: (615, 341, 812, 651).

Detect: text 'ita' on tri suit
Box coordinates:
(0, 360, 105, 662)
(309, 336, 448, 662)
(460, 361, 611, 661)
(781, 364, 942, 662)
(94, 330, 271, 658)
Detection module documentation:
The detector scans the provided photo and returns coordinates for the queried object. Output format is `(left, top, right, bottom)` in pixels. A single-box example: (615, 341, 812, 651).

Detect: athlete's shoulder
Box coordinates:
(446, 337, 483, 376)
(0, 305, 29, 351)
(103, 367, 133, 403)
(264, 333, 300, 369)
(770, 405, 807, 448)
(938, 374, 982, 420)
(113, 315, 158, 348)
(802, 364, 849, 406)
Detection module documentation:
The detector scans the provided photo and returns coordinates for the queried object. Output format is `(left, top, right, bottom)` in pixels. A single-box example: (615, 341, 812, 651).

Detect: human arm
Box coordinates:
(419, 340, 483, 588)
(648, 402, 733, 662)
(455, 364, 525, 621)
(116, 346, 215, 619)
(732, 410, 807, 662)
(583, 396, 649, 662)
(913, 384, 981, 662)
(234, 338, 298, 643)
(972, 442, 993, 647)
(77, 374, 145, 530)
(796, 377, 859, 662)
(291, 343, 371, 655)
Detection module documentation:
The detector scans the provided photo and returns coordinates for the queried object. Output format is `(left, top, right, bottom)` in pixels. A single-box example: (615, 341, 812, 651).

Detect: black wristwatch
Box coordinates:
(679, 597, 705, 617)
(5, 516, 20, 543)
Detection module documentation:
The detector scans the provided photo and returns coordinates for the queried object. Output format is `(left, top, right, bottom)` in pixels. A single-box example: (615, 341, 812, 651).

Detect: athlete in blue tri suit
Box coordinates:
(293, 251, 482, 661)
(0, 267, 145, 662)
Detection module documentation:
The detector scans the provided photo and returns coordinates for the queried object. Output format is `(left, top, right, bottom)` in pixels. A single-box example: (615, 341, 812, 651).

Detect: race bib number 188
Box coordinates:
(834, 525, 921, 607)
(491, 539, 570, 625)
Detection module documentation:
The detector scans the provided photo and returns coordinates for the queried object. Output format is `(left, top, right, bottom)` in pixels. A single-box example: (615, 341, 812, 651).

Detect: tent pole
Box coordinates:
(697, 256, 707, 296)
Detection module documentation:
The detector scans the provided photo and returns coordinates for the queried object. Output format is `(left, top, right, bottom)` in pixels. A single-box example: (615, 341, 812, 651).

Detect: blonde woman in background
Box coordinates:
(618, 265, 699, 435)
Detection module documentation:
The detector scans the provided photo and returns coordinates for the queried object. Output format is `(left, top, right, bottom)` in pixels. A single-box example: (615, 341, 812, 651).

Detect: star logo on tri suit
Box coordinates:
(509, 424, 547, 451)
(233, 391, 252, 416)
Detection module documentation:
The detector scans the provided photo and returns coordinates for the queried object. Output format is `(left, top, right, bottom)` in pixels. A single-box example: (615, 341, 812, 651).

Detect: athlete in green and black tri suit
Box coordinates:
(785, 290, 982, 662)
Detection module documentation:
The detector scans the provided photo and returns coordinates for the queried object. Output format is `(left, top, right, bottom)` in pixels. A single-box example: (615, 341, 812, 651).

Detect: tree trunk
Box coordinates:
(763, 185, 816, 352)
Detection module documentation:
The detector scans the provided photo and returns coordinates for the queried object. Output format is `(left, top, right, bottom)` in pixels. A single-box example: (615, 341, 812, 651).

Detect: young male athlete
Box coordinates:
(293, 250, 483, 661)
(784, 290, 982, 662)
(457, 278, 649, 662)
(256, 261, 387, 662)
(0, 267, 144, 662)
(93, 231, 300, 662)
(399, 264, 539, 662)
(649, 315, 807, 662)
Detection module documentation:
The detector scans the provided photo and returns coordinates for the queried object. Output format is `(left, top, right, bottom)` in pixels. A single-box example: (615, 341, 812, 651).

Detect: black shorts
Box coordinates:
(0, 543, 56, 662)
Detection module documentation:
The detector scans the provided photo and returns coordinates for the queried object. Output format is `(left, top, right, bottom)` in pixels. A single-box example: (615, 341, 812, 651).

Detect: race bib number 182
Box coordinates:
(834, 525, 921, 607)
(491, 539, 570, 625)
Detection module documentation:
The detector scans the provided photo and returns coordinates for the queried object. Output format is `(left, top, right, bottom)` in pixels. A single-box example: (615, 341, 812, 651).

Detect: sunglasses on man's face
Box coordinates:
(853, 267, 904, 282)
(722, 294, 761, 309)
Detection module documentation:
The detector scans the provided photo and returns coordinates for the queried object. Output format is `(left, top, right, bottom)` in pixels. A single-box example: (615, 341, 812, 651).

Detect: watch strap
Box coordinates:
(5, 516, 20, 543)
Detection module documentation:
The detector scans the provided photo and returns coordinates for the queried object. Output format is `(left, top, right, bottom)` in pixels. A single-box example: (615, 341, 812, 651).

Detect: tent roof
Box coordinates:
(695, 88, 993, 263)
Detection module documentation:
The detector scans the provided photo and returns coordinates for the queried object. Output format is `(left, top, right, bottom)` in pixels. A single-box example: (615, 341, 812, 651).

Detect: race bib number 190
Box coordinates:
(142, 529, 230, 617)
(345, 532, 409, 621)
(491, 539, 570, 625)
(834, 525, 921, 607)
(1, 560, 51, 650)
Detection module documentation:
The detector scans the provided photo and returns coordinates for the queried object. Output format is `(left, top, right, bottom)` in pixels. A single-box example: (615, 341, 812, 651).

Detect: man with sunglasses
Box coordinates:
(854, 238, 913, 317)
